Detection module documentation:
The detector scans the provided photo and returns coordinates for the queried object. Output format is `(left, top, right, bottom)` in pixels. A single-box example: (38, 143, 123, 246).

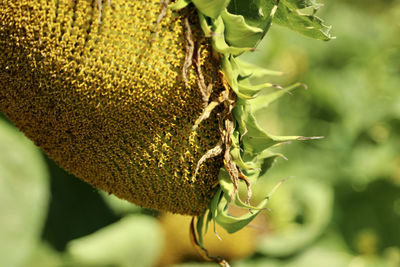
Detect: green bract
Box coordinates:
(171, 0, 333, 248)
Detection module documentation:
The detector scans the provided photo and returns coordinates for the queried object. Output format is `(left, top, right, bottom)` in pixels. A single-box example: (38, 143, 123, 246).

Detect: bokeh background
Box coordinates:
(1, 0, 400, 266)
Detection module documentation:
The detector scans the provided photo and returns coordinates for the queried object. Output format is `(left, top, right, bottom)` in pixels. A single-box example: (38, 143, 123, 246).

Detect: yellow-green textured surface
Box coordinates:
(0, 0, 223, 215)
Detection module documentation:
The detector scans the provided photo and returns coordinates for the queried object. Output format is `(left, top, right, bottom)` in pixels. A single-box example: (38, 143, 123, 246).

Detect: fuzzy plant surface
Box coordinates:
(0, 0, 332, 262)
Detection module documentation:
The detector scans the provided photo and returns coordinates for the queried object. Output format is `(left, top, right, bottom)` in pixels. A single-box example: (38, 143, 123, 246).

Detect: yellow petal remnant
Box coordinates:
(0, 0, 224, 215)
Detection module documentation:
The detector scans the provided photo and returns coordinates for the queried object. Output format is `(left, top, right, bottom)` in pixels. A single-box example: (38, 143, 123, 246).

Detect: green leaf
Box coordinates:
(281, 0, 323, 10)
(225, 0, 279, 49)
(257, 179, 333, 256)
(221, 9, 264, 48)
(196, 211, 207, 248)
(198, 12, 213, 37)
(213, 192, 265, 233)
(100, 191, 142, 215)
(235, 58, 285, 78)
(171, 263, 220, 267)
(211, 17, 253, 55)
(230, 131, 254, 170)
(234, 101, 301, 157)
(248, 82, 304, 112)
(211, 169, 288, 234)
(67, 215, 163, 267)
(169, 0, 191, 10)
(192, 0, 230, 18)
(274, 0, 333, 40)
(219, 168, 272, 210)
(22, 242, 64, 267)
(227, 0, 276, 29)
(0, 119, 50, 267)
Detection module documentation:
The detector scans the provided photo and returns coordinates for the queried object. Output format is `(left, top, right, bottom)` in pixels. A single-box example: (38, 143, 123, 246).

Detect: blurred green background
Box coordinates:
(1, 0, 399, 266)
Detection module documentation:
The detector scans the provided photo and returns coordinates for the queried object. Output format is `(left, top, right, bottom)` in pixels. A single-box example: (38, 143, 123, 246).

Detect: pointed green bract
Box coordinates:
(227, 0, 275, 28)
(221, 10, 264, 48)
(169, 0, 332, 246)
(274, 0, 333, 40)
(192, 0, 230, 18)
(169, 0, 191, 10)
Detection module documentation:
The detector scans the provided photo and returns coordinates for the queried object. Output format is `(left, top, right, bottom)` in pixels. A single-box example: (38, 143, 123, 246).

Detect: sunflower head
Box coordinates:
(0, 0, 332, 260)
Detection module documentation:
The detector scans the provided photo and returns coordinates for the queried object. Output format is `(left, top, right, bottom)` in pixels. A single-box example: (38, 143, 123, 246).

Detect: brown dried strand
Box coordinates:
(191, 140, 224, 182)
(96, 0, 112, 24)
(219, 72, 252, 201)
(240, 124, 248, 140)
(183, 16, 195, 87)
(223, 118, 239, 200)
(191, 72, 241, 196)
(194, 46, 212, 106)
(189, 71, 254, 263)
(238, 170, 252, 206)
(222, 86, 239, 192)
(190, 92, 228, 182)
(190, 217, 231, 267)
(192, 99, 221, 131)
(153, 0, 170, 33)
(148, 0, 170, 48)
(192, 70, 232, 131)
(192, 88, 230, 131)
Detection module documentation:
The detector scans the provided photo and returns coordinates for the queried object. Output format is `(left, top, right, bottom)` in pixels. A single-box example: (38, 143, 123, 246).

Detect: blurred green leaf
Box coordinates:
(0, 119, 50, 267)
(336, 180, 400, 253)
(257, 178, 333, 256)
(100, 191, 142, 215)
(236, 235, 353, 267)
(22, 242, 63, 267)
(67, 215, 163, 267)
(170, 264, 219, 267)
(42, 157, 119, 251)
